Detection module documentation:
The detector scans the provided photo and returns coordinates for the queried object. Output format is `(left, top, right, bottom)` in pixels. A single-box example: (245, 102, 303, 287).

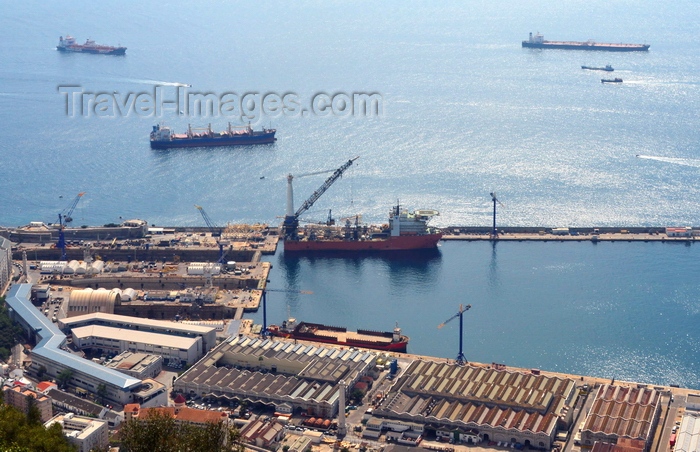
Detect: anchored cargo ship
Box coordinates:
(582, 65, 614, 71)
(284, 204, 442, 252)
(523, 33, 649, 52)
(267, 318, 409, 352)
(601, 78, 623, 83)
(56, 35, 126, 55)
(150, 123, 276, 149)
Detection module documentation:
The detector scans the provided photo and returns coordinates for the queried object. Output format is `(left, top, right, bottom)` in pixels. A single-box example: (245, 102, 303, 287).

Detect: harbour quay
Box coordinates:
(441, 226, 698, 243)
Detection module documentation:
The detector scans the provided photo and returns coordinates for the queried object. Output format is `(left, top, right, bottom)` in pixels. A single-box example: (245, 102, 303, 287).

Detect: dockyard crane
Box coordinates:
(490, 192, 504, 239)
(194, 205, 226, 263)
(56, 192, 86, 261)
(261, 287, 313, 336)
(283, 156, 360, 240)
(62, 192, 86, 224)
(437, 304, 472, 365)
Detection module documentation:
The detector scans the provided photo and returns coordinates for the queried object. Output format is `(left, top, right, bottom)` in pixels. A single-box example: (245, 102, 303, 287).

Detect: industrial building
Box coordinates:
(5, 284, 143, 405)
(66, 287, 120, 317)
(45, 413, 109, 452)
(59, 312, 217, 353)
(174, 335, 377, 418)
(675, 394, 700, 452)
(372, 360, 577, 449)
(70, 324, 202, 365)
(104, 351, 163, 380)
(580, 384, 661, 452)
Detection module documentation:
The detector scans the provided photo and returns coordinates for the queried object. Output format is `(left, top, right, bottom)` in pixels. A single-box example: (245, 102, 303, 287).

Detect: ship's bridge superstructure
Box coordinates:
(389, 205, 439, 237)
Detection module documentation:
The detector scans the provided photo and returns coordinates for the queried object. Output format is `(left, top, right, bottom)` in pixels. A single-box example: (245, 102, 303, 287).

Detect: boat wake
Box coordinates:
(99, 77, 190, 87)
(636, 154, 700, 168)
(124, 78, 190, 87)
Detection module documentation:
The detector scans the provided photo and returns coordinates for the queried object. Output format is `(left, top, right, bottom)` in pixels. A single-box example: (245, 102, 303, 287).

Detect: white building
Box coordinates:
(6, 284, 143, 405)
(45, 413, 109, 452)
(71, 324, 202, 365)
(59, 312, 217, 354)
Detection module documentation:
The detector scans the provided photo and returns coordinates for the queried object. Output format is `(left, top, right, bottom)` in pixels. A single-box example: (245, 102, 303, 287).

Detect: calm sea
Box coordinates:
(1, 0, 699, 388)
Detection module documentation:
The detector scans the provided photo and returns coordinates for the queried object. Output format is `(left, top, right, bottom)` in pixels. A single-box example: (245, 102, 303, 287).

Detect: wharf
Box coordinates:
(442, 227, 697, 243)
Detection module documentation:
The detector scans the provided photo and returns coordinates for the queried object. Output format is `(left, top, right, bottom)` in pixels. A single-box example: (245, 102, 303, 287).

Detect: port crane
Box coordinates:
(56, 192, 86, 261)
(62, 192, 86, 224)
(194, 205, 226, 263)
(490, 192, 504, 239)
(437, 304, 472, 365)
(282, 156, 359, 240)
(260, 287, 313, 336)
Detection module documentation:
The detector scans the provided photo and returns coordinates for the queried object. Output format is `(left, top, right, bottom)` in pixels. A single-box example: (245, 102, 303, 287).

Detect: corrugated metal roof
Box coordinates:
(6, 285, 141, 390)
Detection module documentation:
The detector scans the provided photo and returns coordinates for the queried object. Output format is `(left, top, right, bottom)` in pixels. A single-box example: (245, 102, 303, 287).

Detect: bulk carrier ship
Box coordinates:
(522, 32, 649, 52)
(56, 35, 126, 55)
(150, 123, 276, 149)
(282, 157, 442, 252)
(267, 318, 409, 352)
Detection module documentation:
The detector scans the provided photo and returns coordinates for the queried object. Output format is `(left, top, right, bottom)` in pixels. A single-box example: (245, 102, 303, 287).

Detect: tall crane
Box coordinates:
(437, 304, 472, 365)
(56, 192, 86, 261)
(62, 192, 86, 224)
(283, 156, 359, 240)
(195, 205, 226, 263)
(490, 192, 504, 239)
(261, 287, 313, 336)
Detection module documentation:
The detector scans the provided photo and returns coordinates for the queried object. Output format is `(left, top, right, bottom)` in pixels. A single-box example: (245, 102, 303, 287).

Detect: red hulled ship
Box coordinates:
(267, 318, 409, 352)
(282, 157, 442, 252)
(284, 204, 442, 252)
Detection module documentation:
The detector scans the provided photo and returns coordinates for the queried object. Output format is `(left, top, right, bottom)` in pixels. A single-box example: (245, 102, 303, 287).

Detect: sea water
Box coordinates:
(1, 0, 699, 387)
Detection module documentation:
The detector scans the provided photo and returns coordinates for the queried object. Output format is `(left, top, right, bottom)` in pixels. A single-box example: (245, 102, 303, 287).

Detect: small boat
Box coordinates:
(582, 64, 614, 71)
(601, 78, 623, 83)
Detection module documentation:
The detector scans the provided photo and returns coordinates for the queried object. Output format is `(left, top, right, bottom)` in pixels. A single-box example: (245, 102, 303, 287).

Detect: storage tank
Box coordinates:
(122, 288, 137, 301)
(76, 261, 87, 274)
(306, 417, 316, 426)
(314, 418, 324, 427)
(90, 260, 105, 273)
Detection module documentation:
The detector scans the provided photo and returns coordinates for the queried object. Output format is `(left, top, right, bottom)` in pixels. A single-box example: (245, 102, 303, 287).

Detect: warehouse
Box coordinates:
(372, 360, 577, 449)
(174, 335, 376, 418)
(580, 384, 661, 452)
(60, 312, 217, 354)
(71, 324, 202, 365)
(5, 284, 143, 405)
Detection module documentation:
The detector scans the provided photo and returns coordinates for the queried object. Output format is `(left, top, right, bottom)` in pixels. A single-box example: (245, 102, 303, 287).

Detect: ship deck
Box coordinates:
(308, 327, 393, 344)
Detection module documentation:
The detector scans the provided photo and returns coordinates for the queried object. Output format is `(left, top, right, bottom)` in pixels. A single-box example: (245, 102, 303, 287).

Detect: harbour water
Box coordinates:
(1, 1, 699, 387)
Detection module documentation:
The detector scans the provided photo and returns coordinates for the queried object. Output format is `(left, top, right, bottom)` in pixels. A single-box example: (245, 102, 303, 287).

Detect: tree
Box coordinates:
(56, 369, 74, 390)
(26, 394, 42, 426)
(37, 365, 48, 380)
(350, 388, 364, 404)
(0, 297, 26, 361)
(0, 404, 76, 452)
(119, 410, 243, 452)
(96, 384, 108, 405)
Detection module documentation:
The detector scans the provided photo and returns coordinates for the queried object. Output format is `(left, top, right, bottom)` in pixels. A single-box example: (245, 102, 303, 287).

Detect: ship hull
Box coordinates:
(523, 41, 649, 52)
(268, 322, 409, 352)
(581, 66, 614, 71)
(57, 46, 126, 55)
(150, 132, 276, 149)
(284, 233, 442, 252)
